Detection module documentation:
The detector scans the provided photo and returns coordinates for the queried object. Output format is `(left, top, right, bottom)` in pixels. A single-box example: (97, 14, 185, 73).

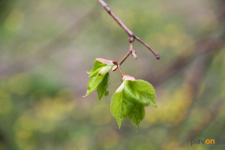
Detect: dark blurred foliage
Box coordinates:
(0, 0, 14, 24)
(0, 0, 225, 150)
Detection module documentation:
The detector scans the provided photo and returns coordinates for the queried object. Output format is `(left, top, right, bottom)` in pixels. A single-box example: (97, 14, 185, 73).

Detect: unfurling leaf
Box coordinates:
(87, 59, 106, 77)
(110, 75, 157, 129)
(124, 80, 157, 107)
(128, 104, 145, 130)
(97, 73, 109, 100)
(84, 58, 116, 101)
(110, 90, 134, 128)
(84, 73, 105, 97)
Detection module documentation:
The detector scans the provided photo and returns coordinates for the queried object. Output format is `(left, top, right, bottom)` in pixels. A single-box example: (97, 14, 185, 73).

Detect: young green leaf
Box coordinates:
(110, 91, 135, 128)
(87, 59, 107, 77)
(124, 80, 157, 107)
(84, 58, 116, 100)
(97, 73, 109, 100)
(128, 104, 145, 130)
(84, 74, 105, 97)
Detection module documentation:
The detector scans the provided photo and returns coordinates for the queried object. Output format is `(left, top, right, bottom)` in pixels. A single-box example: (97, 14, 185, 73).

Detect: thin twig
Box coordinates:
(135, 36, 160, 59)
(117, 37, 134, 76)
(119, 37, 134, 65)
(117, 65, 124, 77)
(97, 0, 160, 60)
(97, 0, 134, 37)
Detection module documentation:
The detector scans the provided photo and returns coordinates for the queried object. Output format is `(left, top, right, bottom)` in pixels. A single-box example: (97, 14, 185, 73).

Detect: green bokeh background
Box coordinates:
(0, 0, 225, 150)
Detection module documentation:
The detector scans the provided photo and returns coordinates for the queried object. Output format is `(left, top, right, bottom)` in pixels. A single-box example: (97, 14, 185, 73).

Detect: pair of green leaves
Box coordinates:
(84, 58, 157, 130)
(111, 77, 157, 129)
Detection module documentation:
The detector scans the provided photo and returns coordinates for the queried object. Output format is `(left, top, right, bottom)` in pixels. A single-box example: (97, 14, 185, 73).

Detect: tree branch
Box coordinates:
(135, 36, 160, 59)
(97, 0, 160, 63)
(98, 0, 134, 37)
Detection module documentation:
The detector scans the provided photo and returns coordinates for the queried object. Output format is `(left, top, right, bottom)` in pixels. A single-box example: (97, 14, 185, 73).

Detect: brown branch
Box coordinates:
(98, 0, 134, 37)
(97, 0, 160, 66)
(135, 36, 160, 59)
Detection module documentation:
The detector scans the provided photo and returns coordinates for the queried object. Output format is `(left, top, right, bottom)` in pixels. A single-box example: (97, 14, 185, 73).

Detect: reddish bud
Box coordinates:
(111, 65, 118, 71)
(122, 75, 136, 81)
(96, 58, 114, 66)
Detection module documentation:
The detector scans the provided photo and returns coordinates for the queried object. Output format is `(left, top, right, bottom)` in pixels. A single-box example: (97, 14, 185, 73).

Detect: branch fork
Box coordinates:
(98, 0, 160, 77)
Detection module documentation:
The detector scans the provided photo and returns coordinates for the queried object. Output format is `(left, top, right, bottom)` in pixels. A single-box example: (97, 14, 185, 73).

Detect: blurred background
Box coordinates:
(0, 0, 225, 149)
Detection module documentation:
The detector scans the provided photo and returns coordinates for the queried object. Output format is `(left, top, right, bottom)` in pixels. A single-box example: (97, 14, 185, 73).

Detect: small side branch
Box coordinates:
(116, 37, 134, 76)
(135, 36, 160, 59)
(97, 0, 160, 60)
(119, 37, 134, 65)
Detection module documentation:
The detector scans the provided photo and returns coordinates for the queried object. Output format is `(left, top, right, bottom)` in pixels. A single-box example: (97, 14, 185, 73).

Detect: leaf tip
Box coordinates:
(82, 93, 88, 97)
(153, 104, 158, 108)
(117, 120, 122, 129)
(83, 90, 91, 98)
(82, 94, 88, 98)
(97, 95, 102, 103)
(136, 127, 139, 132)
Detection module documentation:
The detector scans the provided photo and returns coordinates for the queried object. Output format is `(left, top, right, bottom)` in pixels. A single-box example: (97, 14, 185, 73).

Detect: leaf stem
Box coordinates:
(118, 65, 124, 77)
